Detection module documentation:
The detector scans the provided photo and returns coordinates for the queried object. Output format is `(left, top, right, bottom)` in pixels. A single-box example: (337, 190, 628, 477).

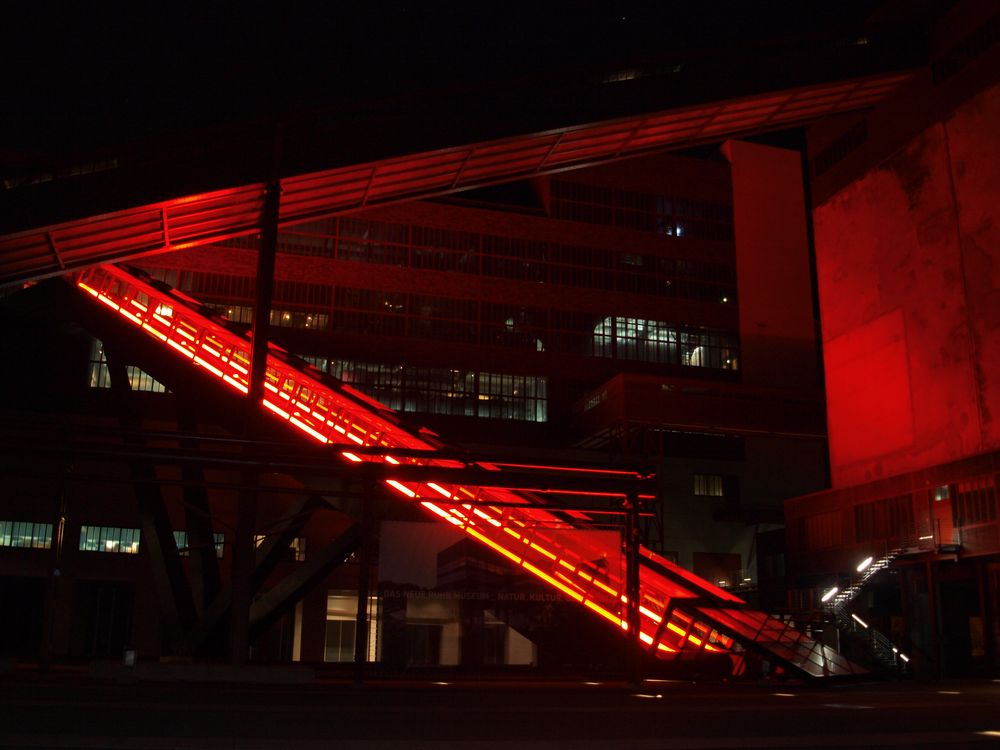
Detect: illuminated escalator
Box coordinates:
(75, 263, 864, 681)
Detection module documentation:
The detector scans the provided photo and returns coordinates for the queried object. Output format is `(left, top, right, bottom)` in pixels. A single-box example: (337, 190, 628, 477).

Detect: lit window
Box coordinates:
(323, 359, 547, 423)
(325, 591, 379, 663)
(79, 526, 140, 554)
(0, 521, 53, 549)
(693, 474, 724, 497)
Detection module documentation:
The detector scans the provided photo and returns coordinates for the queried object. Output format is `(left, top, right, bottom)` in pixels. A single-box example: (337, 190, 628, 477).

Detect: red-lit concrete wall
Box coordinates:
(723, 141, 821, 392)
(815, 79, 1000, 488)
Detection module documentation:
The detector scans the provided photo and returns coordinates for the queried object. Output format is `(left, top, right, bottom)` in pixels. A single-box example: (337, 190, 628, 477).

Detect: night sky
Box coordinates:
(4, 1, 938, 162)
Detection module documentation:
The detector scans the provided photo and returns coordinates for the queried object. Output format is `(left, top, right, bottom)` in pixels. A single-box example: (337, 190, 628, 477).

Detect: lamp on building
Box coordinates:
(850, 613, 868, 629)
(820, 586, 838, 603)
(856, 556, 874, 573)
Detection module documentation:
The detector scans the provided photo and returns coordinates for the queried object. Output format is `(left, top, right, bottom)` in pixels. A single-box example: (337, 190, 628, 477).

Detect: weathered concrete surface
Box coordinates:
(814, 80, 1000, 487)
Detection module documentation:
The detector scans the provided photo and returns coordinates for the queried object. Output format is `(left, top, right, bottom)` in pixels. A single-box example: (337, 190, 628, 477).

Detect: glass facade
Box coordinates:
(79, 526, 140, 554)
(0, 521, 53, 549)
(325, 591, 379, 663)
(593, 317, 738, 369)
(300, 358, 548, 423)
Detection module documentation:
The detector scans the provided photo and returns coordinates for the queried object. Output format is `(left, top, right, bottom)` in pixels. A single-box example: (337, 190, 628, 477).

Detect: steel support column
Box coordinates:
(354, 480, 375, 683)
(106, 350, 197, 653)
(230, 127, 283, 665)
(249, 523, 362, 638)
(176, 405, 222, 616)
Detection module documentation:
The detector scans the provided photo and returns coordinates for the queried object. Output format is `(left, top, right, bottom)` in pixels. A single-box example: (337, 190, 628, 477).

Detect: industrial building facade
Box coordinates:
(1, 0, 998, 680)
(786, 4, 1000, 678)
(0, 144, 828, 672)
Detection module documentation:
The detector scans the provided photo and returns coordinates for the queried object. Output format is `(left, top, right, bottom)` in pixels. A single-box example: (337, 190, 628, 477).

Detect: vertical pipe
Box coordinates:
(926, 559, 940, 677)
(231, 125, 283, 666)
(248, 126, 283, 406)
(355, 479, 374, 683)
(40, 493, 66, 672)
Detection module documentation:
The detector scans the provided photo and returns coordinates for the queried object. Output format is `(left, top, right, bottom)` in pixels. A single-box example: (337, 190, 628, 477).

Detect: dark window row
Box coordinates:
(299, 357, 547, 423)
(854, 494, 914, 543)
(954, 478, 998, 528)
(550, 179, 734, 242)
(174, 272, 739, 370)
(220, 215, 736, 302)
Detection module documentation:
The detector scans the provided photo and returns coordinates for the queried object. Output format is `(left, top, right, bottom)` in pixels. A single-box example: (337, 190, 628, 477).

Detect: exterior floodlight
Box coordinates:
(899, 653, 910, 663)
(856, 556, 873, 573)
(851, 613, 869, 628)
(821, 586, 839, 603)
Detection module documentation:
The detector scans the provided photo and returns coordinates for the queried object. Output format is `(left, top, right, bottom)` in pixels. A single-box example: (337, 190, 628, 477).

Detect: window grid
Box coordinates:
(854, 494, 914, 542)
(177, 271, 739, 370)
(217, 214, 736, 302)
(322, 360, 547, 422)
(79, 526, 140, 554)
(550, 180, 734, 242)
(694, 474, 724, 497)
(954, 478, 998, 528)
(0, 521, 53, 549)
(88, 339, 168, 393)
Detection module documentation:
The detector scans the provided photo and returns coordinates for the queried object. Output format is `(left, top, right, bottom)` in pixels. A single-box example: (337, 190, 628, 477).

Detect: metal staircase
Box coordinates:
(827, 549, 902, 610)
(824, 549, 909, 674)
(75, 263, 868, 681)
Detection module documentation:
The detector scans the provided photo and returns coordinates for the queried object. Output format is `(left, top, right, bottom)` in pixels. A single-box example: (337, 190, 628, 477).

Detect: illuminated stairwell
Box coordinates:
(824, 550, 909, 674)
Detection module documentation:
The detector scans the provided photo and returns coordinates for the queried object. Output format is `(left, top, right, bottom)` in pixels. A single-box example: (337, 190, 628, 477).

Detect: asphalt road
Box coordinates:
(1, 673, 999, 749)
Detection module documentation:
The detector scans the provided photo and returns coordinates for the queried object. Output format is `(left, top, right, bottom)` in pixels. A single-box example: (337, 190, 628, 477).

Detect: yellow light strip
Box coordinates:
(289, 416, 329, 443)
(165, 338, 194, 359)
(472, 508, 501, 527)
(522, 561, 584, 603)
(639, 605, 663, 624)
(386, 480, 416, 498)
(193, 356, 224, 378)
(465, 527, 522, 565)
(529, 542, 557, 560)
(141, 323, 168, 342)
(222, 375, 249, 394)
(261, 399, 290, 420)
(427, 483, 453, 498)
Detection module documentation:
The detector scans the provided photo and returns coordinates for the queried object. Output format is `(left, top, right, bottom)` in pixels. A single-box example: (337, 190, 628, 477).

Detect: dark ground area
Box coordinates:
(1, 670, 999, 749)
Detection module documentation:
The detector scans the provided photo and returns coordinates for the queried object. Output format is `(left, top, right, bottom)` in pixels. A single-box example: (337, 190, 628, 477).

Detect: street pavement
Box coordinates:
(1, 672, 999, 749)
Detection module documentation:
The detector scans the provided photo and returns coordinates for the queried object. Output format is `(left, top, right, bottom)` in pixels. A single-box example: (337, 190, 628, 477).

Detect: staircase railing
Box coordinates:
(823, 548, 910, 674)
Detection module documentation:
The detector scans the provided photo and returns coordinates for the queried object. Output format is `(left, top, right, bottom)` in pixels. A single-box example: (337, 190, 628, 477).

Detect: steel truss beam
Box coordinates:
(0, 72, 912, 287)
